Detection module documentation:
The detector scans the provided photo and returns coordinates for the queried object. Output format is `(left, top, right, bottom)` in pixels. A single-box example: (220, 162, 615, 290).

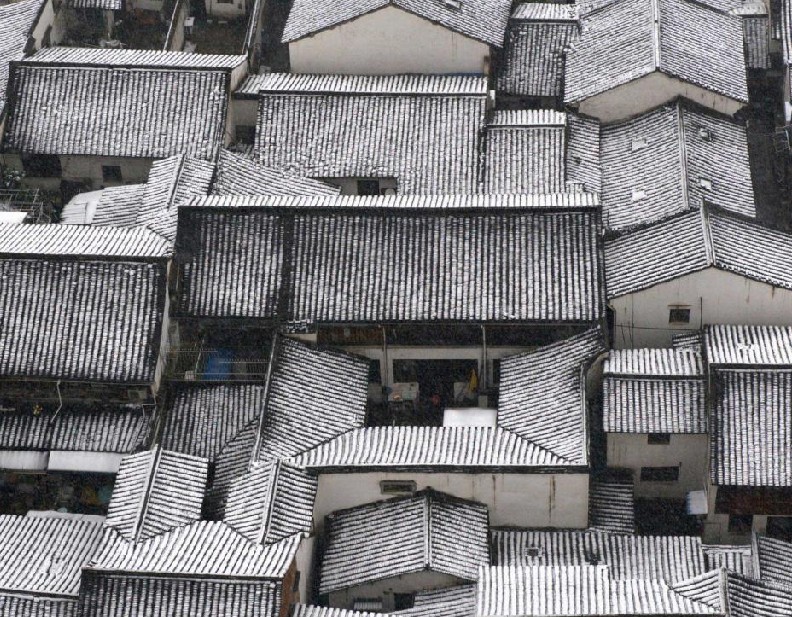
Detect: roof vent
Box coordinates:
(699, 178, 712, 191)
(631, 137, 648, 151)
(445, 0, 462, 9)
(524, 546, 542, 558)
(698, 128, 712, 140)
(631, 189, 647, 201)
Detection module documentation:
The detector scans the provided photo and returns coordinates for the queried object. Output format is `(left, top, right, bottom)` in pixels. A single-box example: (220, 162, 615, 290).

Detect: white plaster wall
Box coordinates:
(48, 451, 124, 473)
(295, 535, 316, 603)
(609, 268, 792, 349)
(60, 156, 154, 189)
(577, 72, 746, 123)
(231, 98, 258, 134)
(205, 0, 246, 19)
(606, 433, 709, 498)
(313, 472, 589, 533)
(328, 571, 459, 609)
(288, 5, 490, 75)
(31, 0, 66, 47)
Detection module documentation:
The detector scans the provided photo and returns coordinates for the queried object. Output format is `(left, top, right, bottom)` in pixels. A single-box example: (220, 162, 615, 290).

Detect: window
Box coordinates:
(380, 480, 417, 495)
(728, 514, 753, 534)
(101, 166, 122, 183)
(21, 154, 61, 178)
(523, 546, 542, 558)
(368, 359, 381, 384)
(357, 179, 381, 195)
(235, 125, 256, 144)
(491, 359, 502, 386)
(668, 307, 691, 324)
(394, 594, 414, 611)
(647, 433, 671, 445)
(640, 466, 679, 482)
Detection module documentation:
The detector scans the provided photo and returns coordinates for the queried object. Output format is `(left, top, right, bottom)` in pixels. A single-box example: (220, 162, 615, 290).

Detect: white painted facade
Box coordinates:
(606, 433, 709, 498)
(609, 268, 792, 348)
(574, 72, 746, 123)
(328, 571, 460, 609)
(204, 0, 247, 19)
(288, 5, 491, 75)
(59, 155, 155, 189)
(313, 472, 589, 534)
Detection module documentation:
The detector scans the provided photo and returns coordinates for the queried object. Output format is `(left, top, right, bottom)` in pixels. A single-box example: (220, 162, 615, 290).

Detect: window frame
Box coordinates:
(101, 165, 123, 184)
(647, 433, 671, 445)
(668, 306, 691, 324)
(640, 466, 680, 482)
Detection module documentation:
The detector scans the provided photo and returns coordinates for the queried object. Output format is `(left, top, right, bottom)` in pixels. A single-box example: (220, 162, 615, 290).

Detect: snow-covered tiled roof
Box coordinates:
(702, 545, 754, 576)
(290, 426, 571, 469)
(674, 568, 792, 615)
(478, 565, 717, 615)
(27, 47, 247, 69)
(600, 102, 755, 231)
(213, 150, 340, 196)
(83, 185, 143, 227)
(105, 447, 208, 543)
(565, 0, 748, 105)
(706, 325, 792, 366)
(161, 383, 266, 463)
(4, 63, 228, 160)
(711, 369, 792, 486)
(491, 530, 705, 584)
(497, 4, 578, 97)
(0, 515, 104, 597)
(483, 111, 567, 194)
(605, 207, 792, 298)
(0, 0, 42, 111)
(319, 490, 489, 594)
(225, 460, 317, 545)
(755, 535, 792, 587)
(498, 329, 606, 465)
(281, 0, 511, 46)
(0, 223, 170, 258)
(603, 348, 707, 433)
(588, 473, 635, 534)
(254, 73, 487, 194)
(177, 205, 602, 323)
(0, 258, 166, 382)
(400, 585, 477, 617)
(742, 15, 770, 68)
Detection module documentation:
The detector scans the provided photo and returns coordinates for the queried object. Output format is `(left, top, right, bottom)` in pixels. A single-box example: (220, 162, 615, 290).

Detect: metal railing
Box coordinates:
(164, 347, 270, 381)
(0, 188, 47, 223)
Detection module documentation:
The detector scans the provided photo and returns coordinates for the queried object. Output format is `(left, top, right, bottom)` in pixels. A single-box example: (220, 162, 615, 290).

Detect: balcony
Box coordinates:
(164, 347, 269, 381)
(0, 188, 48, 223)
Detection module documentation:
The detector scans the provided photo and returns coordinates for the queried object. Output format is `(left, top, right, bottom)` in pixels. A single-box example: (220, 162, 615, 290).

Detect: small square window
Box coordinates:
(648, 433, 671, 445)
(669, 308, 691, 324)
(357, 179, 380, 195)
(728, 514, 753, 534)
(380, 480, 417, 495)
(640, 466, 679, 482)
(235, 125, 256, 144)
(102, 165, 122, 183)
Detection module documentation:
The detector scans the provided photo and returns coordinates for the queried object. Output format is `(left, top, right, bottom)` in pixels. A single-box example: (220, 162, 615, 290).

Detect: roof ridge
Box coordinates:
(651, 0, 662, 69)
(676, 102, 691, 211)
(699, 204, 716, 266)
(133, 446, 161, 544)
(259, 460, 281, 545)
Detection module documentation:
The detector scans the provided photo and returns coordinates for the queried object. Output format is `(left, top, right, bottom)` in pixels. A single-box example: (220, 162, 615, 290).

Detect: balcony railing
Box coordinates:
(165, 347, 269, 381)
(0, 188, 47, 223)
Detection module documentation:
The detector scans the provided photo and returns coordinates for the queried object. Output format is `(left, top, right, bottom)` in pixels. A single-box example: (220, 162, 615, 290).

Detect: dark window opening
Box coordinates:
(669, 307, 691, 324)
(21, 154, 61, 178)
(368, 359, 381, 384)
(394, 593, 414, 611)
(357, 179, 381, 195)
(380, 480, 416, 495)
(648, 433, 671, 445)
(767, 516, 792, 542)
(235, 125, 256, 144)
(728, 514, 753, 534)
(640, 466, 679, 482)
(318, 326, 383, 346)
(491, 359, 502, 386)
(101, 165, 122, 183)
(387, 324, 482, 346)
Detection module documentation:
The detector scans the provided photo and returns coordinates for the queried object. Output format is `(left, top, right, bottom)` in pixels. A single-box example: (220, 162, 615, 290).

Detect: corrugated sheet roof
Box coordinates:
(4, 64, 228, 159)
(213, 150, 340, 196)
(0, 224, 169, 258)
(281, 0, 511, 45)
(483, 113, 567, 194)
(0, 405, 151, 452)
(600, 103, 755, 231)
(0, 259, 166, 382)
(565, 0, 748, 105)
(0, 0, 42, 110)
(320, 491, 489, 594)
(0, 515, 104, 596)
(290, 426, 570, 469)
(225, 460, 317, 545)
(756, 535, 792, 587)
(492, 530, 705, 584)
(177, 207, 602, 323)
(90, 523, 301, 577)
(27, 47, 247, 69)
(711, 369, 792, 486)
(255, 74, 486, 194)
(588, 473, 635, 534)
(706, 325, 792, 366)
(161, 383, 266, 463)
(497, 8, 578, 97)
(105, 447, 208, 543)
(603, 349, 706, 433)
(605, 207, 792, 298)
(498, 329, 605, 465)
